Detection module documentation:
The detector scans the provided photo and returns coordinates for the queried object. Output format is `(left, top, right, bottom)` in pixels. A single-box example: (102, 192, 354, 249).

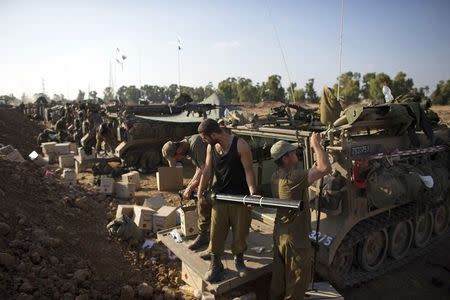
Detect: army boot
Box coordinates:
(235, 253, 249, 277)
(204, 254, 224, 283)
(188, 231, 209, 251)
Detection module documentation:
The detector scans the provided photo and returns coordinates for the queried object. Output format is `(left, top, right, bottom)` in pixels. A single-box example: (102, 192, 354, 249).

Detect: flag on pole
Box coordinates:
(177, 37, 182, 50)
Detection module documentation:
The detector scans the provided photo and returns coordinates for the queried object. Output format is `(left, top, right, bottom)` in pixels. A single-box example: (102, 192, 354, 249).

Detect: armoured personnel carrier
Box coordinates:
(112, 93, 229, 172)
(230, 102, 449, 289)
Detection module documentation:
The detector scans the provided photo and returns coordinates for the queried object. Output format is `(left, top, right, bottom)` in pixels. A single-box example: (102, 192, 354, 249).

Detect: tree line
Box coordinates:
(2, 72, 450, 106)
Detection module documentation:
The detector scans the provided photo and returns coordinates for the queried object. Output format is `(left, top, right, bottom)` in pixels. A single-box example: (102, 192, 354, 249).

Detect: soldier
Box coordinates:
(197, 119, 257, 282)
(319, 86, 343, 126)
(161, 134, 210, 250)
(96, 122, 119, 154)
(269, 133, 331, 300)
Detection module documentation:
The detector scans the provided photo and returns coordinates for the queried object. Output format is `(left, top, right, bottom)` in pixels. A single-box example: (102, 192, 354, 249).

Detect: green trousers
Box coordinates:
(270, 235, 312, 300)
(208, 202, 252, 255)
(197, 199, 212, 233)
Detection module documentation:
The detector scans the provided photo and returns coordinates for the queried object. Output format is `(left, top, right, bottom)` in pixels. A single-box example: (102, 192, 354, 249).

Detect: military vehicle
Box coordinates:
(112, 93, 230, 172)
(230, 101, 450, 289)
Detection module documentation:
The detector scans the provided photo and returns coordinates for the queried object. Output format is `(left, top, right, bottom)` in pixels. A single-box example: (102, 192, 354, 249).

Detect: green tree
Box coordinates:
(431, 80, 450, 105)
(260, 74, 285, 101)
(361, 73, 376, 99)
(287, 82, 305, 103)
(76, 90, 85, 101)
(392, 71, 414, 97)
(125, 86, 141, 104)
(165, 84, 179, 102)
(103, 87, 114, 102)
(237, 78, 259, 103)
(305, 78, 319, 103)
(204, 82, 215, 98)
(333, 71, 361, 103)
(368, 73, 392, 101)
(218, 77, 238, 103)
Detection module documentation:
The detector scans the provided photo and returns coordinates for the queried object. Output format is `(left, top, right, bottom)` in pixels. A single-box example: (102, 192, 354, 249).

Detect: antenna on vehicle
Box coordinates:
(336, 0, 345, 102)
(265, 0, 295, 104)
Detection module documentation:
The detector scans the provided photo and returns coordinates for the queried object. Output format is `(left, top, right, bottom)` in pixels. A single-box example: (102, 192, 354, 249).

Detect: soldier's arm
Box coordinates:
(308, 132, 332, 184)
(197, 144, 213, 203)
(237, 138, 257, 195)
(183, 166, 203, 199)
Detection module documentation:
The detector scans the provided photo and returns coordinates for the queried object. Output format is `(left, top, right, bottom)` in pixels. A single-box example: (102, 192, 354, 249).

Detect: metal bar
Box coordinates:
(193, 192, 303, 211)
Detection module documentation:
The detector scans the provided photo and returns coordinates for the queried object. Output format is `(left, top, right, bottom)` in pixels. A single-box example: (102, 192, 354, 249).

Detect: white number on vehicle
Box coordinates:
(309, 230, 334, 247)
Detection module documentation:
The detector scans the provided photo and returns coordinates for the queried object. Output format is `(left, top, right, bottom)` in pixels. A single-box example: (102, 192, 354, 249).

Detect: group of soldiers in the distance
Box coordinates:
(35, 102, 122, 156)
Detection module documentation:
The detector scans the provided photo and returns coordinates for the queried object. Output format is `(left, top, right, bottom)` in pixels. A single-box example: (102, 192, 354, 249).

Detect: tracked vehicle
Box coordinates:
(230, 103, 450, 288)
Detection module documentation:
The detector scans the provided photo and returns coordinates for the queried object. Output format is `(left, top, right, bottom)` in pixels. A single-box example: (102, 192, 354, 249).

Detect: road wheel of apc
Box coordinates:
(357, 229, 388, 272)
(413, 211, 434, 248)
(388, 220, 413, 259)
(331, 245, 353, 275)
(433, 204, 450, 235)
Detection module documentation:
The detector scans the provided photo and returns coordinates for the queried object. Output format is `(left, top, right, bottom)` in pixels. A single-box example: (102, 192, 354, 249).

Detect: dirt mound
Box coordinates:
(0, 107, 44, 156)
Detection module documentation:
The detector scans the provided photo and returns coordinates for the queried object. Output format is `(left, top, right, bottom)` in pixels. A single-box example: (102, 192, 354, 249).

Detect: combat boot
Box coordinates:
(235, 253, 249, 277)
(204, 254, 224, 283)
(188, 231, 209, 251)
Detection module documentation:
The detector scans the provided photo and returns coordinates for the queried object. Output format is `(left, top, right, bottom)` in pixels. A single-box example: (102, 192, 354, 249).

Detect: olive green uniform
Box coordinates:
(270, 168, 312, 300)
(319, 87, 342, 125)
(186, 135, 211, 233)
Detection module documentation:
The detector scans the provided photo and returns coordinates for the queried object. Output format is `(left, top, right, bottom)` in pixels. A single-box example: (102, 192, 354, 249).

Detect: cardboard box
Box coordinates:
(62, 168, 77, 181)
(99, 177, 115, 195)
(41, 142, 57, 155)
(114, 182, 135, 198)
(156, 167, 183, 191)
(29, 151, 48, 166)
(76, 147, 96, 163)
(133, 206, 155, 230)
(59, 154, 75, 168)
(143, 195, 166, 211)
(55, 143, 71, 155)
(180, 206, 199, 237)
(181, 262, 206, 291)
(116, 204, 135, 219)
(122, 171, 141, 190)
(153, 205, 177, 232)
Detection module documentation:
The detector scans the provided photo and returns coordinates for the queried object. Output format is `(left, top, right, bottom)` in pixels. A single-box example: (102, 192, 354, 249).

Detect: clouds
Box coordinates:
(211, 40, 241, 49)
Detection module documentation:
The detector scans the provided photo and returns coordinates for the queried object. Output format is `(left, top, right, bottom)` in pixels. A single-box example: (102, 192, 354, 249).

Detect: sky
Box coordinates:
(1, 0, 450, 100)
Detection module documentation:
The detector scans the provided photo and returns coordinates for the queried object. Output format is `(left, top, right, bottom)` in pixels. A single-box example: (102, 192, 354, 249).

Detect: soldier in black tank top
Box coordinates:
(212, 136, 250, 195)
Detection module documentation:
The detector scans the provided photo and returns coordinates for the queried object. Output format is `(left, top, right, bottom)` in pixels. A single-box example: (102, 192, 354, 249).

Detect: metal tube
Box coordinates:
(193, 192, 303, 211)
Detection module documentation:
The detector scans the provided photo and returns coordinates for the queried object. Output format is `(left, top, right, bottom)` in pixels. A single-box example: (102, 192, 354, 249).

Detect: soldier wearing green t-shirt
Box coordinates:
(269, 132, 331, 300)
(162, 134, 211, 250)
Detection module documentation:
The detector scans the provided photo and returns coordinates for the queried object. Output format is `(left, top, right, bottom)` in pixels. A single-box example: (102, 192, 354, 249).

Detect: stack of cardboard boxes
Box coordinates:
(99, 171, 141, 199)
(115, 201, 178, 235)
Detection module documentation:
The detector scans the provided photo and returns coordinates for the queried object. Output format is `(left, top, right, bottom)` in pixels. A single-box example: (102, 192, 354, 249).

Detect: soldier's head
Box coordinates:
(198, 119, 222, 145)
(271, 141, 299, 168)
(162, 140, 189, 167)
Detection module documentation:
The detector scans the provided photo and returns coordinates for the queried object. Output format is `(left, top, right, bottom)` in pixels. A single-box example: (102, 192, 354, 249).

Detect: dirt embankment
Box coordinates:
(0, 107, 187, 299)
